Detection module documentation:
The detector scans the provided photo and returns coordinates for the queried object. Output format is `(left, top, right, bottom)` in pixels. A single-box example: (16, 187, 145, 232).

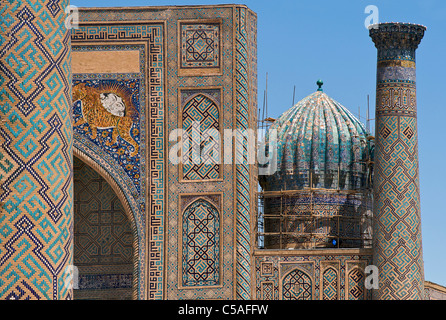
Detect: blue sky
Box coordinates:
(71, 0, 446, 286)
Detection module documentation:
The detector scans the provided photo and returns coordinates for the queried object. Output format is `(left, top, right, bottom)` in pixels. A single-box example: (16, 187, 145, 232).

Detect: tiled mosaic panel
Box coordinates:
(376, 81, 417, 117)
(165, 6, 256, 300)
(181, 199, 220, 287)
(282, 268, 312, 300)
(374, 112, 424, 300)
(234, 6, 254, 300)
(72, 79, 141, 192)
(261, 282, 274, 300)
(347, 268, 365, 300)
(166, 9, 235, 300)
(72, 24, 164, 299)
(254, 254, 372, 300)
(0, 0, 73, 300)
(322, 267, 338, 300)
(182, 92, 220, 181)
(73, 157, 133, 300)
(180, 22, 220, 69)
(165, 9, 234, 299)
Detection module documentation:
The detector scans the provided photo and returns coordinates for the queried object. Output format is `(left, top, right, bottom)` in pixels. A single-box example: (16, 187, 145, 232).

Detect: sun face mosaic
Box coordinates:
(72, 79, 142, 193)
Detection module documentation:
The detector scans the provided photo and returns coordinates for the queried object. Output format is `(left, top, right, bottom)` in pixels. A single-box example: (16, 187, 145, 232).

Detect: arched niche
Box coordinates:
(73, 150, 139, 300)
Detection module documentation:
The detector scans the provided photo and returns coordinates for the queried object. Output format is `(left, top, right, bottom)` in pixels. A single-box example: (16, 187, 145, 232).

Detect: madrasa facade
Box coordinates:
(0, 2, 445, 300)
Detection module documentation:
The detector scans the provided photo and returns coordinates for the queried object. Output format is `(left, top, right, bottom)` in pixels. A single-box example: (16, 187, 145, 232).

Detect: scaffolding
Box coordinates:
(256, 186, 373, 250)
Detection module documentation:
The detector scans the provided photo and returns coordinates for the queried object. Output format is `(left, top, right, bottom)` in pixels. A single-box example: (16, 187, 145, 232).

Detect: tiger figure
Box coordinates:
(73, 83, 139, 157)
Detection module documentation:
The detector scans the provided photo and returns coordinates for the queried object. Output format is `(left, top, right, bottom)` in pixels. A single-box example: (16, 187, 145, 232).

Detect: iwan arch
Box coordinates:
(1, 2, 445, 300)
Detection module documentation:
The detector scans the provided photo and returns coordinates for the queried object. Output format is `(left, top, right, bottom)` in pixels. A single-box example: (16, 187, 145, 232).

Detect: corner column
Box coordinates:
(0, 0, 73, 299)
(369, 23, 426, 300)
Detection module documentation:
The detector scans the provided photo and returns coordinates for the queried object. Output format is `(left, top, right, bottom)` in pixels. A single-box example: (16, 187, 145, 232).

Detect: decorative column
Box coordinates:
(0, 0, 73, 299)
(369, 23, 426, 300)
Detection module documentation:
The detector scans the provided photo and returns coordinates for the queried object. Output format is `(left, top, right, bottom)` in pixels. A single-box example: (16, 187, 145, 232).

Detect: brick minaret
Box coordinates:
(0, 0, 73, 299)
(369, 22, 426, 300)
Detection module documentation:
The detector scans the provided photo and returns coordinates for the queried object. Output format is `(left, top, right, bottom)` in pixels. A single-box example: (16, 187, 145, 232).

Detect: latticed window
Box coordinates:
(322, 267, 338, 300)
(282, 269, 312, 300)
(181, 199, 220, 287)
(182, 94, 220, 181)
(348, 268, 365, 300)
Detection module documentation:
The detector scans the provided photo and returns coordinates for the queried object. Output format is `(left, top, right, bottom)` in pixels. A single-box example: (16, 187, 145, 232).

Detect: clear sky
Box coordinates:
(71, 0, 446, 287)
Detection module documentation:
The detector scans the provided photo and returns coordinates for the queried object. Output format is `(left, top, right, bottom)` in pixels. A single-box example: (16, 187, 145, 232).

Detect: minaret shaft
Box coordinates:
(0, 0, 73, 299)
(370, 23, 426, 300)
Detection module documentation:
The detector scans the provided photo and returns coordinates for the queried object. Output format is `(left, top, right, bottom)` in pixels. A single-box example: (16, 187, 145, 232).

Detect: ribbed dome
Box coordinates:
(259, 89, 370, 191)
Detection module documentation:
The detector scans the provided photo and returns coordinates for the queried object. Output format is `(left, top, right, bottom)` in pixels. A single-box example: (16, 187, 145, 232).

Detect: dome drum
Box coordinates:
(259, 190, 373, 250)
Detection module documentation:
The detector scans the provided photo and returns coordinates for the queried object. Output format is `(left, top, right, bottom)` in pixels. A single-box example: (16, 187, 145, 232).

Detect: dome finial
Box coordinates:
(317, 79, 324, 91)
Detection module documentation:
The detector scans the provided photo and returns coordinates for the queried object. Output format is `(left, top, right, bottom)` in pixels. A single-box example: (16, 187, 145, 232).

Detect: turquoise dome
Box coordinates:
(259, 89, 371, 191)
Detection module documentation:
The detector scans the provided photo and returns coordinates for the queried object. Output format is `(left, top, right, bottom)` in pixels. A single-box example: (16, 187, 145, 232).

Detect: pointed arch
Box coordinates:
(182, 92, 220, 110)
(180, 197, 221, 288)
(73, 147, 140, 300)
(281, 268, 313, 300)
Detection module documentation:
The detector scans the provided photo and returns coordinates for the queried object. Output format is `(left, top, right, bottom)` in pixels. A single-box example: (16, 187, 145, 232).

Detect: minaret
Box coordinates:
(369, 23, 426, 300)
(0, 1, 73, 299)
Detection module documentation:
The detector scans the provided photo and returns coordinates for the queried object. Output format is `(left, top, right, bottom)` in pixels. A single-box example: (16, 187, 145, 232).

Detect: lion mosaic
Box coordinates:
(73, 83, 139, 157)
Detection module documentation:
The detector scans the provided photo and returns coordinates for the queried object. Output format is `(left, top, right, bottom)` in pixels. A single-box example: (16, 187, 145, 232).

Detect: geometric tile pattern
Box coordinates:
(322, 267, 338, 300)
(0, 0, 72, 300)
(282, 269, 312, 300)
(235, 6, 253, 300)
(347, 268, 365, 300)
(261, 282, 274, 300)
(261, 262, 273, 276)
(370, 22, 426, 300)
(374, 112, 424, 299)
(73, 158, 133, 259)
(182, 93, 220, 181)
(180, 23, 220, 69)
(164, 10, 238, 300)
(181, 199, 220, 287)
(254, 254, 373, 300)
